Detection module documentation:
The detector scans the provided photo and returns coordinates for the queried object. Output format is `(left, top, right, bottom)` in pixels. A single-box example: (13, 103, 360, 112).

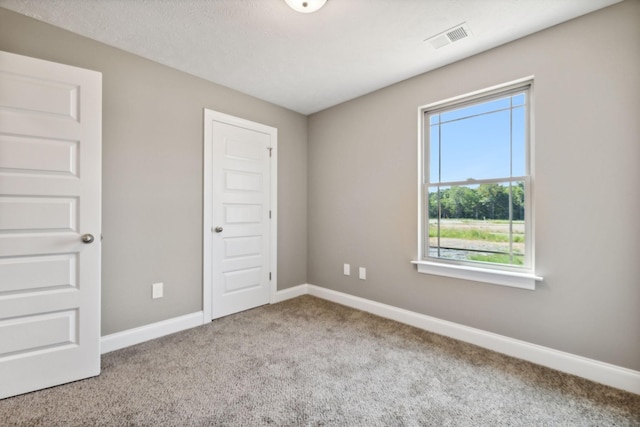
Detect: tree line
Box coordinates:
(429, 183, 525, 221)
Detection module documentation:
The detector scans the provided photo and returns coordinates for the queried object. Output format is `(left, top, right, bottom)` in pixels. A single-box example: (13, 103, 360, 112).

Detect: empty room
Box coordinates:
(0, 0, 638, 425)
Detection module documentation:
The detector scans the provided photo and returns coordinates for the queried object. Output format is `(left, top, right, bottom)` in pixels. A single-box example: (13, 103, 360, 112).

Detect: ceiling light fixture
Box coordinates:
(284, 0, 327, 14)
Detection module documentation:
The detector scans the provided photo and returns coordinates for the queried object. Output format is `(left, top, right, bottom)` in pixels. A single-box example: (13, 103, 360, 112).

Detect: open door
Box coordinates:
(0, 51, 102, 399)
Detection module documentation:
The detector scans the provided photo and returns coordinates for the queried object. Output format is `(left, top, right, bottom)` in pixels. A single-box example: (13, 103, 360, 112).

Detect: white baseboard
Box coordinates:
(101, 311, 204, 354)
(304, 284, 640, 395)
(98, 284, 640, 395)
(100, 284, 311, 355)
(273, 284, 309, 303)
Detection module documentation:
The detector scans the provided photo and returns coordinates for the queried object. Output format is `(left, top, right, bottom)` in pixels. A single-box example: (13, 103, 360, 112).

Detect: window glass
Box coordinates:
(427, 182, 526, 267)
(440, 97, 511, 123)
(511, 105, 526, 177)
(432, 109, 512, 183)
(424, 88, 530, 270)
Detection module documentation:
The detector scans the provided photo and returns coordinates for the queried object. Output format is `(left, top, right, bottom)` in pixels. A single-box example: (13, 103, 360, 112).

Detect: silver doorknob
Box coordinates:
(81, 234, 95, 244)
(214, 226, 224, 233)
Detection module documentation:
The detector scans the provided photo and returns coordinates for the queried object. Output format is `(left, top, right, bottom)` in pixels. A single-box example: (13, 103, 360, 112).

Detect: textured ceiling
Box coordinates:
(0, 0, 621, 114)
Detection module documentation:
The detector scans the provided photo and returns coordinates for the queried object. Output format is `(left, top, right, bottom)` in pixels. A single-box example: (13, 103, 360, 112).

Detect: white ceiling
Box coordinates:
(0, 0, 621, 115)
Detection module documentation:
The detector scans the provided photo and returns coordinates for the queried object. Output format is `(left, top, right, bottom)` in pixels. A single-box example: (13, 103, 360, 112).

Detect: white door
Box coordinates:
(0, 51, 101, 399)
(203, 110, 276, 320)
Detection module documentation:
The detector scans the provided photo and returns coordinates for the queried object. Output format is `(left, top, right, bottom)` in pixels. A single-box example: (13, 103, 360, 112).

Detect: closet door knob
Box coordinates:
(81, 234, 95, 244)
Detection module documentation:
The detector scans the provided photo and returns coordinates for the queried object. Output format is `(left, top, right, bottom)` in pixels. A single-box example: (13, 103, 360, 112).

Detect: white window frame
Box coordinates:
(413, 77, 543, 290)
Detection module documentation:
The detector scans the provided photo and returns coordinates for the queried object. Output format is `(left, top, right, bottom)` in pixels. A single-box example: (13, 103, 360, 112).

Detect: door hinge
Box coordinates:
(269, 272, 272, 280)
(268, 147, 273, 157)
(269, 210, 271, 219)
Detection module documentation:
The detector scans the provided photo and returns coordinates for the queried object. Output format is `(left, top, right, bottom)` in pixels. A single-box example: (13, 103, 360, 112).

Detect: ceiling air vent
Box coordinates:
(426, 23, 472, 49)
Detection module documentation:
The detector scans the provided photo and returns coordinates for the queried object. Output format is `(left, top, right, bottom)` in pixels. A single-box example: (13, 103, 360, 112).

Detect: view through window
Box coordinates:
(424, 85, 531, 270)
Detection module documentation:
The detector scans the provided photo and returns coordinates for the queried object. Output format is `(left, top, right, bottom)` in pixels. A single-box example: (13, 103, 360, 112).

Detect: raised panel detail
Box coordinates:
(0, 310, 77, 357)
(224, 268, 261, 293)
(0, 72, 79, 120)
(0, 254, 77, 295)
(0, 134, 78, 176)
(224, 237, 262, 258)
(225, 137, 262, 160)
(225, 205, 261, 224)
(0, 197, 77, 232)
(220, 255, 262, 273)
(225, 171, 262, 192)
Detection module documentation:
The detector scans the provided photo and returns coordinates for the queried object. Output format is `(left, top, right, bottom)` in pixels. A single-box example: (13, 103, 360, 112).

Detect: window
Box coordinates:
(414, 79, 542, 289)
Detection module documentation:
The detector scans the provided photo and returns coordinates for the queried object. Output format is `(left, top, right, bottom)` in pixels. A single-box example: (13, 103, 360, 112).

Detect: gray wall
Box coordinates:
(0, 8, 308, 335)
(1, 2, 638, 372)
(308, 0, 640, 371)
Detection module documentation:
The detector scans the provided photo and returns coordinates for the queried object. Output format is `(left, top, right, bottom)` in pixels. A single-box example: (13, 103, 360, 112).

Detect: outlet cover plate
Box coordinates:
(152, 282, 163, 299)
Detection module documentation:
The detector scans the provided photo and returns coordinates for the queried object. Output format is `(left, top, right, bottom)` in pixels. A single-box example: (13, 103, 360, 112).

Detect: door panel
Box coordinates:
(0, 134, 78, 174)
(0, 51, 101, 399)
(0, 196, 77, 231)
(0, 310, 77, 355)
(205, 112, 276, 320)
(0, 254, 77, 293)
(0, 72, 80, 119)
(224, 236, 262, 257)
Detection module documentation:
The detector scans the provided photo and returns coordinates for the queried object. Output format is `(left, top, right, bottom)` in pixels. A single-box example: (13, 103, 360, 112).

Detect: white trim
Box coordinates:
(97, 284, 640, 394)
(99, 284, 306, 355)
(203, 111, 213, 322)
(418, 76, 536, 112)
(273, 284, 310, 303)
(202, 109, 278, 322)
(305, 285, 640, 395)
(100, 312, 204, 354)
(412, 260, 542, 290)
(268, 133, 279, 305)
(417, 76, 540, 290)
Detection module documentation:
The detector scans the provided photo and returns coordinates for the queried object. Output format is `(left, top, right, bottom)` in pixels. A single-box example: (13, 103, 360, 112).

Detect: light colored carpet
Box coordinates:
(1, 295, 639, 426)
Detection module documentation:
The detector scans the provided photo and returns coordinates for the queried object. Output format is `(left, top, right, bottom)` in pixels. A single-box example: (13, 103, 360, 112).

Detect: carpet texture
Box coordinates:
(1, 295, 639, 426)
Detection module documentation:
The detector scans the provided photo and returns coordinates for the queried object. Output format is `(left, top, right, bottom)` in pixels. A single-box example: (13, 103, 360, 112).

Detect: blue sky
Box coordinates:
(429, 93, 526, 184)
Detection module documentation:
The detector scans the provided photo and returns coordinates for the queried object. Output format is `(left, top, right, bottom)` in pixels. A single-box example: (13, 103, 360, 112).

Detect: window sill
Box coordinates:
(411, 260, 543, 290)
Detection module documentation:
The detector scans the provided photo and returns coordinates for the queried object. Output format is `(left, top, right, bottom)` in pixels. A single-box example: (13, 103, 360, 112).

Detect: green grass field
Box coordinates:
(428, 219, 525, 266)
(469, 253, 524, 265)
(428, 226, 524, 243)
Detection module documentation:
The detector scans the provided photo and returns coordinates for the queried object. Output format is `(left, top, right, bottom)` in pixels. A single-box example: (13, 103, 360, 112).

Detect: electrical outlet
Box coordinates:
(152, 282, 163, 299)
(359, 267, 366, 280)
(344, 263, 351, 276)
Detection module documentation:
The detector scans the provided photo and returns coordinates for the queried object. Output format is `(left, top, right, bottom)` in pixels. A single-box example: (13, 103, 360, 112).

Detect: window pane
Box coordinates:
(511, 181, 526, 222)
(427, 181, 526, 267)
(440, 97, 510, 123)
(429, 124, 440, 182)
(439, 109, 511, 182)
(511, 105, 526, 177)
(512, 93, 526, 107)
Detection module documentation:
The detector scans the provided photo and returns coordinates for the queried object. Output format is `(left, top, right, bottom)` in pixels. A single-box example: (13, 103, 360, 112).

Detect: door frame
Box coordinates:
(202, 109, 277, 322)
